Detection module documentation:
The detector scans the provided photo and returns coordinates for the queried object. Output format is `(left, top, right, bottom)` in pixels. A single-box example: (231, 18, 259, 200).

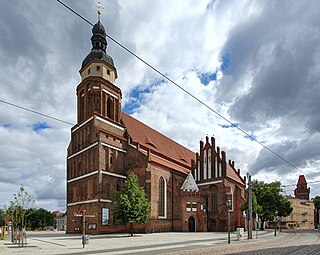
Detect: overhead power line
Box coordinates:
(282, 180, 320, 187)
(19, 0, 311, 183)
(0, 99, 74, 126)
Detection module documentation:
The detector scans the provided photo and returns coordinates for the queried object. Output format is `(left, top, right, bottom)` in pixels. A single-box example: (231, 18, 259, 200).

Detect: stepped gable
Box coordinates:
(121, 112, 196, 169)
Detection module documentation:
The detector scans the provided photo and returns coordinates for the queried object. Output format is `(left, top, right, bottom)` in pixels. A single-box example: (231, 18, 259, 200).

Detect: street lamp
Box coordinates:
(226, 197, 232, 244)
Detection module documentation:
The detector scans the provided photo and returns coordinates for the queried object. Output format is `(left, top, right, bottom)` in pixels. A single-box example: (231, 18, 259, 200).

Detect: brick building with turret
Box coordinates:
(66, 18, 246, 234)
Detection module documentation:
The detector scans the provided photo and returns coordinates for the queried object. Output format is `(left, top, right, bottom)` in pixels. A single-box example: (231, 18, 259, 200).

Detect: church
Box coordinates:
(66, 17, 246, 234)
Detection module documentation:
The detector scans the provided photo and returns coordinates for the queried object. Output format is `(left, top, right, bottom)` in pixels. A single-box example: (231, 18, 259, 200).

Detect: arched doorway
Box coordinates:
(188, 216, 196, 232)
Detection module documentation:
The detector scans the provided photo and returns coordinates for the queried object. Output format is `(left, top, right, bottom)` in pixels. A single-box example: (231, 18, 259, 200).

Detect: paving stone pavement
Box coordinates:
(1, 229, 318, 255)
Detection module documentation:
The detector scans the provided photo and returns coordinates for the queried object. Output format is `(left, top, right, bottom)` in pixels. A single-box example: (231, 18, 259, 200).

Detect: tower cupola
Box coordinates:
(80, 19, 118, 82)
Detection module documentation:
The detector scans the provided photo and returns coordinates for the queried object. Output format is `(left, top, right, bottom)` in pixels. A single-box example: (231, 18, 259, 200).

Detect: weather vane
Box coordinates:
(95, 1, 104, 21)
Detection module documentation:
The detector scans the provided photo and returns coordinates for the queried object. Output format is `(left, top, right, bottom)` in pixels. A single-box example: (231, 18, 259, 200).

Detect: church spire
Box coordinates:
(95, 1, 104, 21)
(80, 1, 117, 79)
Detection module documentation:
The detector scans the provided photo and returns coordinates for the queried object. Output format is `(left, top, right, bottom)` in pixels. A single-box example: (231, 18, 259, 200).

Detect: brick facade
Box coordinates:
(66, 20, 246, 235)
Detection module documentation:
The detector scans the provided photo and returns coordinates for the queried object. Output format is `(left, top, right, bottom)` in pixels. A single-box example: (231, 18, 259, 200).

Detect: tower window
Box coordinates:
(88, 69, 90, 75)
(110, 154, 113, 165)
(107, 70, 110, 75)
(96, 66, 101, 71)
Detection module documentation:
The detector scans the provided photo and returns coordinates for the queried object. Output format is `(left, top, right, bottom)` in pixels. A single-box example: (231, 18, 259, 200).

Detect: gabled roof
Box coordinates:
(122, 112, 245, 185)
(122, 112, 195, 168)
(226, 164, 245, 185)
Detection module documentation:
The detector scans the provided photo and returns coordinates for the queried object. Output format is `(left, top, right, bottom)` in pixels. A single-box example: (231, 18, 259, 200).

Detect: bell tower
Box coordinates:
(67, 6, 127, 234)
(77, 18, 121, 124)
(294, 175, 310, 200)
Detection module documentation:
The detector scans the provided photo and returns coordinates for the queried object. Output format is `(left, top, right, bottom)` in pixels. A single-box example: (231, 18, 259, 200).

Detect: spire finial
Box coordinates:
(95, 1, 104, 21)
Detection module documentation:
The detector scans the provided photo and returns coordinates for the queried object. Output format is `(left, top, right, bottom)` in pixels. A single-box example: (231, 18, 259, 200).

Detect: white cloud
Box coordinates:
(1, 0, 320, 212)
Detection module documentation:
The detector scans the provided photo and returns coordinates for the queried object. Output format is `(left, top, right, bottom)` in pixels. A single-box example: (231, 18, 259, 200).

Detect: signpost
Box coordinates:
(73, 210, 95, 248)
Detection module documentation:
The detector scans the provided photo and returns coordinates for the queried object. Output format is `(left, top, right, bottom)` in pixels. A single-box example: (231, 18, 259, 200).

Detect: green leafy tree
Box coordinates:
(240, 192, 262, 218)
(252, 180, 292, 229)
(312, 195, 320, 227)
(10, 185, 34, 228)
(25, 208, 55, 230)
(113, 173, 151, 236)
(277, 195, 293, 218)
(0, 209, 6, 226)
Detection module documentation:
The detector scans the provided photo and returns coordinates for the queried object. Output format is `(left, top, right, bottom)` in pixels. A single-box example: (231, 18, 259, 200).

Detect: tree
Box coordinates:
(10, 185, 34, 228)
(0, 209, 5, 226)
(240, 192, 262, 218)
(113, 173, 151, 236)
(25, 208, 55, 230)
(6, 185, 34, 246)
(252, 180, 292, 230)
(312, 195, 320, 227)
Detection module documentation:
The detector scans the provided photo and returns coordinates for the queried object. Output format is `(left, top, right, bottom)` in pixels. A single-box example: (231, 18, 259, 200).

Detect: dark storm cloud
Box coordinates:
(217, 1, 320, 127)
(210, 1, 320, 175)
(251, 133, 320, 175)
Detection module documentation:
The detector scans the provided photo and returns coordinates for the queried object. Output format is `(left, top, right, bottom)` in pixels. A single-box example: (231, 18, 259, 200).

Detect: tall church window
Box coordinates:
(158, 177, 166, 218)
(203, 151, 207, 179)
(208, 148, 212, 179)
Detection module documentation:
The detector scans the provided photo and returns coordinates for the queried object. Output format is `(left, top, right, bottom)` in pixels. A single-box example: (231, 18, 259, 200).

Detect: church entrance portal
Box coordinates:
(188, 216, 196, 232)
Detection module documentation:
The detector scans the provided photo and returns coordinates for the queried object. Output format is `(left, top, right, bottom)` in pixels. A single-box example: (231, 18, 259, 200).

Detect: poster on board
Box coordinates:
(102, 208, 109, 225)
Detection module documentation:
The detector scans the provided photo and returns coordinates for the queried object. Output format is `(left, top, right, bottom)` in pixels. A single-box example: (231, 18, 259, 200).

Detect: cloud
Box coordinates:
(1, 0, 320, 212)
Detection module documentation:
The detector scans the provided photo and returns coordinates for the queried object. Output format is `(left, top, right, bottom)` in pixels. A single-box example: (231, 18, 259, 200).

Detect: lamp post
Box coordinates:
(226, 197, 232, 244)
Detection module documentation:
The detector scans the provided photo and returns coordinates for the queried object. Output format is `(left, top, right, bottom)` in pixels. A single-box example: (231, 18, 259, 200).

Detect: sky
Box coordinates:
(1, 0, 320, 212)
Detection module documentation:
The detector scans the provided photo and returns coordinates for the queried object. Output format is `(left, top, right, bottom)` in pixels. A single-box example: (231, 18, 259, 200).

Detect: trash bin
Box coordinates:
(237, 228, 244, 240)
(82, 235, 89, 245)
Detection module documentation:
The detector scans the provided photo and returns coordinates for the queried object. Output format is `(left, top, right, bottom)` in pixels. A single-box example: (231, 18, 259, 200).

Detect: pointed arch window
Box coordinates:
(158, 177, 167, 218)
(203, 150, 207, 180)
(208, 148, 212, 179)
(107, 97, 114, 120)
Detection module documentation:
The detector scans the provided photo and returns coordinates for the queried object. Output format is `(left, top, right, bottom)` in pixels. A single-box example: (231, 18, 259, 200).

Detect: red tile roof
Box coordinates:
(122, 112, 195, 169)
(122, 112, 245, 185)
(226, 164, 245, 185)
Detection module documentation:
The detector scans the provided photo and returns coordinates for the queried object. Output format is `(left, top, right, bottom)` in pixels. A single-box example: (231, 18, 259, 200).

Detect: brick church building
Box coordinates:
(66, 19, 246, 234)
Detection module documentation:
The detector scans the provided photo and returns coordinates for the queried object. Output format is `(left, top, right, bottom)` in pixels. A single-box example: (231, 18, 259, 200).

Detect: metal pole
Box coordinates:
(228, 206, 230, 244)
(82, 215, 85, 248)
(247, 174, 252, 239)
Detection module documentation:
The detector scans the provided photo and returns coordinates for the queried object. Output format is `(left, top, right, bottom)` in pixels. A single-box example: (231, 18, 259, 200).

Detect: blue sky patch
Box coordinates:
(220, 123, 239, 129)
(31, 122, 51, 132)
(220, 53, 231, 73)
(244, 134, 257, 141)
(3, 123, 12, 128)
(199, 71, 217, 86)
(124, 81, 163, 114)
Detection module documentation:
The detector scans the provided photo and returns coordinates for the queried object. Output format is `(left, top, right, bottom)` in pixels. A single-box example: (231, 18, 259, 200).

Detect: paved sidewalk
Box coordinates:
(0, 230, 279, 255)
